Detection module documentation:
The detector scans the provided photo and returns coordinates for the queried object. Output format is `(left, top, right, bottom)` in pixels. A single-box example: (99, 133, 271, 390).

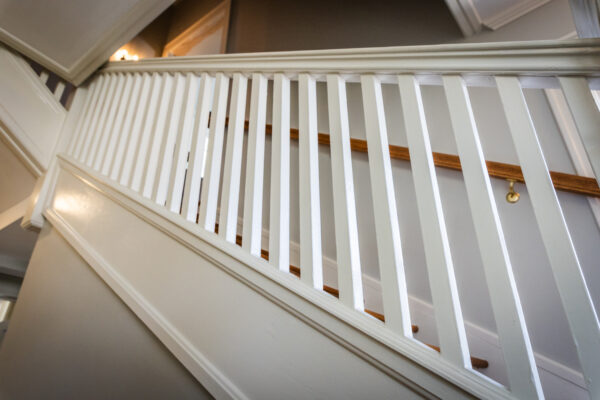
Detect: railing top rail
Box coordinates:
(102, 39, 600, 78)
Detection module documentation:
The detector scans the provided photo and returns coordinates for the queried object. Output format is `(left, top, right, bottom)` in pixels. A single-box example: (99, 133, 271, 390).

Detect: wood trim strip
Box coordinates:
(246, 120, 600, 198)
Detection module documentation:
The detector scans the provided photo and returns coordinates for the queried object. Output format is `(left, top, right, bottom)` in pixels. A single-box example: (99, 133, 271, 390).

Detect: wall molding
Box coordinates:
(482, 0, 552, 30)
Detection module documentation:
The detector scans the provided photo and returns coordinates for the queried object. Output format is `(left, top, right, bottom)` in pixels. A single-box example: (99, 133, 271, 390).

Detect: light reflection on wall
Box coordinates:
(53, 194, 87, 217)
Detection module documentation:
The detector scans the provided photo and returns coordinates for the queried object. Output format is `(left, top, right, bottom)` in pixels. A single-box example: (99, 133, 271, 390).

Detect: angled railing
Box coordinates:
(49, 39, 600, 399)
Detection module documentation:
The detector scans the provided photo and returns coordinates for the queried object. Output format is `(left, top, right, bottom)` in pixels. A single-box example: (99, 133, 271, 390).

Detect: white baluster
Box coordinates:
(141, 74, 175, 197)
(130, 73, 164, 191)
(360, 75, 412, 336)
(497, 76, 600, 398)
(242, 73, 268, 255)
(559, 77, 600, 182)
(39, 70, 49, 85)
(153, 73, 188, 205)
(219, 73, 248, 243)
(101, 74, 135, 175)
(326, 74, 364, 310)
(298, 73, 323, 290)
(167, 73, 201, 213)
(79, 75, 111, 162)
(398, 74, 470, 366)
(67, 78, 99, 156)
(109, 74, 143, 181)
(53, 81, 66, 102)
(120, 73, 154, 187)
(85, 74, 119, 167)
(198, 73, 230, 231)
(93, 73, 126, 171)
(444, 75, 543, 397)
(182, 73, 214, 222)
(269, 74, 291, 272)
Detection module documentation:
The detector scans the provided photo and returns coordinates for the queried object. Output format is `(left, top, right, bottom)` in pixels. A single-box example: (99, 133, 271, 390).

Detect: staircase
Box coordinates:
(7, 38, 600, 399)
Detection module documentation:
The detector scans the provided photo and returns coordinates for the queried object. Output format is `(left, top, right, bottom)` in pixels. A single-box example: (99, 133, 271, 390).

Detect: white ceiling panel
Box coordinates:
(0, 0, 173, 85)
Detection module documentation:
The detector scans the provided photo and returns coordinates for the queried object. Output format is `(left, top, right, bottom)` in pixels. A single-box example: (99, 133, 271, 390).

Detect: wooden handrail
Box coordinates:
(212, 224, 489, 369)
(247, 120, 600, 198)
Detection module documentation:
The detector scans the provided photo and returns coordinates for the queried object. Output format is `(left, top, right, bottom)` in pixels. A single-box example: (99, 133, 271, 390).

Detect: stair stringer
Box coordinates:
(44, 155, 518, 400)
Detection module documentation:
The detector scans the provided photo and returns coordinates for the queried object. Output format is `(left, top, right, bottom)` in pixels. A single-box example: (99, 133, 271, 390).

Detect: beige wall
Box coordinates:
(0, 224, 213, 400)
(0, 139, 36, 212)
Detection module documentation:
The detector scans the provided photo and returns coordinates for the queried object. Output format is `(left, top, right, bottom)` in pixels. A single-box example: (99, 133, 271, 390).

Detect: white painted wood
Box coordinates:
(167, 73, 201, 213)
(198, 73, 230, 232)
(141, 74, 175, 198)
(242, 73, 268, 255)
(443, 75, 544, 398)
(109, 73, 143, 181)
(360, 74, 412, 336)
(153, 73, 188, 205)
(119, 73, 154, 187)
(85, 74, 119, 167)
(130, 73, 164, 192)
(103, 39, 600, 79)
(53, 80, 66, 102)
(219, 73, 248, 243)
(269, 74, 291, 272)
(181, 73, 213, 222)
(79, 74, 112, 163)
(39, 70, 49, 85)
(101, 74, 135, 176)
(67, 78, 99, 156)
(496, 76, 600, 399)
(72, 76, 104, 159)
(298, 74, 323, 290)
(326, 74, 364, 311)
(559, 77, 600, 183)
(93, 73, 126, 171)
(398, 74, 470, 367)
(0, 0, 174, 84)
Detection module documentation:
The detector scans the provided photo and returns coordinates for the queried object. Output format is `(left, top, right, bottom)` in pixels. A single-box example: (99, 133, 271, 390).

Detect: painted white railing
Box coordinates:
(60, 39, 600, 399)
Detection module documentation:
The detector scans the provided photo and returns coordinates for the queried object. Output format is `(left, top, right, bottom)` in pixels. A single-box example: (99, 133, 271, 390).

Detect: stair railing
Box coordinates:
(57, 39, 600, 399)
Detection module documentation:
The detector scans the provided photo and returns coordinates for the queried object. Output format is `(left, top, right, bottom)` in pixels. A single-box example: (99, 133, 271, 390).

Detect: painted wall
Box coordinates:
(0, 224, 213, 400)
(0, 139, 36, 212)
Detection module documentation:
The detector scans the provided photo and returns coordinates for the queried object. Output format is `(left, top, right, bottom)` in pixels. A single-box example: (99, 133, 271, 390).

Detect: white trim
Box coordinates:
(0, 122, 43, 178)
(162, 0, 230, 57)
(443, 0, 483, 37)
(0, 0, 173, 85)
(54, 155, 520, 399)
(482, 0, 551, 30)
(0, 197, 30, 231)
(102, 39, 600, 79)
(545, 88, 600, 228)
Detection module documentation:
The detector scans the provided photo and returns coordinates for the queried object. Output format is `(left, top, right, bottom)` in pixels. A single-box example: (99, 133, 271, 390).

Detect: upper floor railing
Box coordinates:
(61, 39, 600, 399)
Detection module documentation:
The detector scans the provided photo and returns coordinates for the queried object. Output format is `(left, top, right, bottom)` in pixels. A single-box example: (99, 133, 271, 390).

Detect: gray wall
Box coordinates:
(226, 0, 464, 53)
(0, 224, 213, 400)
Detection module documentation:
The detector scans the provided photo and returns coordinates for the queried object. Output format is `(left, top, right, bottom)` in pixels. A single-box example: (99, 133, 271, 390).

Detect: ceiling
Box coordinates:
(0, 0, 174, 85)
(445, 0, 553, 36)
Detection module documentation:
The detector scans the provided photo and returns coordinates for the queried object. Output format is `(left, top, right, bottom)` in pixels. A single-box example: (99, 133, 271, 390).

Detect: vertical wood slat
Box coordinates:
(496, 76, 600, 399)
(130, 73, 165, 192)
(119, 74, 154, 187)
(39, 70, 49, 85)
(360, 75, 412, 336)
(219, 73, 249, 243)
(79, 75, 111, 162)
(54, 81, 66, 102)
(141, 74, 175, 197)
(67, 78, 99, 156)
(93, 74, 126, 171)
(101, 74, 135, 176)
(85, 75, 119, 167)
(167, 73, 201, 213)
(152, 73, 189, 205)
(242, 73, 268, 255)
(269, 74, 291, 271)
(326, 74, 364, 310)
(298, 74, 323, 290)
(398, 75, 470, 367)
(559, 77, 600, 182)
(444, 75, 543, 397)
(109, 74, 143, 181)
(199, 73, 230, 231)
(181, 73, 214, 222)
